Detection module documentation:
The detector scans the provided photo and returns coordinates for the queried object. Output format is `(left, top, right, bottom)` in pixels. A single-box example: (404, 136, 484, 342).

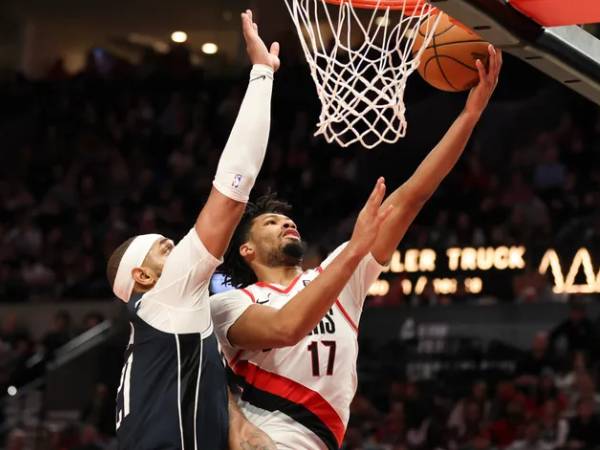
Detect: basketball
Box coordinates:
(413, 12, 490, 92)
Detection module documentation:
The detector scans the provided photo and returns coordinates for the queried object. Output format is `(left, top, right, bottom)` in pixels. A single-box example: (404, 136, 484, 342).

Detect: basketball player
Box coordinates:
(210, 45, 502, 450)
(106, 10, 282, 449)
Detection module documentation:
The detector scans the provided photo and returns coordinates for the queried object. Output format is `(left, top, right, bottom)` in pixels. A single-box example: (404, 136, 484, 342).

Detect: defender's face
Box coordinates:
(245, 213, 301, 262)
(143, 237, 175, 278)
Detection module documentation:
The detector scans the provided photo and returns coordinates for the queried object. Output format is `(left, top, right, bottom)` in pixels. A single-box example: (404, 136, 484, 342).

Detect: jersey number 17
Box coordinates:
(307, 340, 336, 376)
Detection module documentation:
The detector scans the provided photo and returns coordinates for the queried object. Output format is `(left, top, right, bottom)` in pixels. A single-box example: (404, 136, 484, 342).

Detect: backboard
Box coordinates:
(430, 0, 600, 105)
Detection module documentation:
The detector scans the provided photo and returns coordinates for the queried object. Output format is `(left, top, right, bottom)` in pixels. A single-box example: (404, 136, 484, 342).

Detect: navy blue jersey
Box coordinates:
(116, 293, 228, 450)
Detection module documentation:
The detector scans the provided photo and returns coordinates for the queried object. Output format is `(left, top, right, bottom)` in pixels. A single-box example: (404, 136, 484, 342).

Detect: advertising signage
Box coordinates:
(368, 246, 600, 298)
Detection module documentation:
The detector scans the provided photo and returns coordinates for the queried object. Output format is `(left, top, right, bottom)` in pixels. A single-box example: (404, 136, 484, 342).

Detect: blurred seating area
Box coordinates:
(1, 45, 599, 304)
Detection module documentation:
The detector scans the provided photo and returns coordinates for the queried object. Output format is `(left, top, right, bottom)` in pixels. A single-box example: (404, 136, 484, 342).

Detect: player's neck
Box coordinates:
(254, 264, 303, 287)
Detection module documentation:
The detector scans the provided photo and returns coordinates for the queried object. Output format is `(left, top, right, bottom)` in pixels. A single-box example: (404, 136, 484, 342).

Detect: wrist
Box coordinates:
(460, 108, 482, 124)
(343, 242, 368, 264)
(251, 64, 274, 77)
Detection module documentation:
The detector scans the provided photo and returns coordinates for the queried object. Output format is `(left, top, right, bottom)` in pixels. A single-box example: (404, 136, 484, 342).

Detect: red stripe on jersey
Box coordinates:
(229, 350, 244, 368)
(316, 266, 358, 333)
(240, 288, 256, 303)
(255, 273, 302, 294)
(232, 360, 346, 447)
(335, 300, 358, 333)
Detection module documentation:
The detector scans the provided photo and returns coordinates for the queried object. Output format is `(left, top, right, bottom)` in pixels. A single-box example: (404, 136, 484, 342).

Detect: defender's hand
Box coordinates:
(464, 44, 502, 116)
(241, 9, 280, 72)
(348, 177, 393, 257)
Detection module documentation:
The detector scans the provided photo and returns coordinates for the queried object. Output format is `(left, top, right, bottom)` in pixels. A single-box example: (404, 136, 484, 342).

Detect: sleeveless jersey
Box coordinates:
(211, 243, 383, 449)
(116, 228, 228, 450)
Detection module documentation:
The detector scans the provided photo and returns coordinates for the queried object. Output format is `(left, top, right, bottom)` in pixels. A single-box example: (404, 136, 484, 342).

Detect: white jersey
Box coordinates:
(137, 227, 221, 336)
(210, 243, 384, 449)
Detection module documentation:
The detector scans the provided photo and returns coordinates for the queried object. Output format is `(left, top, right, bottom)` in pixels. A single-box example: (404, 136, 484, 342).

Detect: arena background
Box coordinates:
(1, 0, 600, 449)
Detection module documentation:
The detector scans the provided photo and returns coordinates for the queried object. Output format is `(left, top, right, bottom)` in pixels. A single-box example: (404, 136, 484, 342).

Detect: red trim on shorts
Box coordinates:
(231, 360, 345, 447)
(240, 288, 256, 303)
(255, 273, 303, 294)
(316, 267, 358, 332)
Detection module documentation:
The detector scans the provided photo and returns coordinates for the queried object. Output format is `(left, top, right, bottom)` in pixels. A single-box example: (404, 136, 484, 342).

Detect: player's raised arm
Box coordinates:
(221, 178, 393, 350)
(196, 10, 280, 259)
(370, 45, 502, 265)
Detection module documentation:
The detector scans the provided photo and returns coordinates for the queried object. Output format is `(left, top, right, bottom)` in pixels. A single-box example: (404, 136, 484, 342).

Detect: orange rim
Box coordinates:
(325, 0, 433, 14)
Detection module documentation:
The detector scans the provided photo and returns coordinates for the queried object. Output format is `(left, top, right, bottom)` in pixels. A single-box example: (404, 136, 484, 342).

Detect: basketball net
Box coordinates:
(283, 0, 441, 148)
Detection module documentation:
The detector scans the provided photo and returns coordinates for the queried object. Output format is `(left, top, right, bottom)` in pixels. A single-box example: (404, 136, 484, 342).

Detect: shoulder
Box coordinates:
(210, 287, 258, 335)
(210, 287, 257, 304)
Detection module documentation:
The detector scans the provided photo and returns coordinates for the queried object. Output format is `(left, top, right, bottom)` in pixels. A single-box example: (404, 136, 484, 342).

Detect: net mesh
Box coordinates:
(283, 0, 441, 148)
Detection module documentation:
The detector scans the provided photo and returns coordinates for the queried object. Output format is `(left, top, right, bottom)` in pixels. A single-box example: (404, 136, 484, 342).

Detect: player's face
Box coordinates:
(142, 238, 175, 280)
(244, 213, 305, 266)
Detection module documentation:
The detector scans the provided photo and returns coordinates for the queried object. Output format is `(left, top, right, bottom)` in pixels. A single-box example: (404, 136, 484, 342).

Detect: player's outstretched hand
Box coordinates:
(465, 44, 502, 116)
(241, 9, 280, 72)
(348, 177, 394, 257)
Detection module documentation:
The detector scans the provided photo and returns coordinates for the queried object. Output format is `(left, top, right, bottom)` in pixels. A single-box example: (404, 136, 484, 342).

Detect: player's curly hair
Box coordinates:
(220, 193, 292, 288)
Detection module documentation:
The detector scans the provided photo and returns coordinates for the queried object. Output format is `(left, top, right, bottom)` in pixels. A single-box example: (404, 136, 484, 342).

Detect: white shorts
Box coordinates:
(239, 401, 328, 450)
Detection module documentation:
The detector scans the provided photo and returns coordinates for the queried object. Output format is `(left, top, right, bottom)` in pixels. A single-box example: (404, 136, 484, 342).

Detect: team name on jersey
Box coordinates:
(308, 308, 336, 336)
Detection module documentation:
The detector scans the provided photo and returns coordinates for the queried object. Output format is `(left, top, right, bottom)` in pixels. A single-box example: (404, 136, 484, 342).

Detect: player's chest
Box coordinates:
(249, 276, 356, 339)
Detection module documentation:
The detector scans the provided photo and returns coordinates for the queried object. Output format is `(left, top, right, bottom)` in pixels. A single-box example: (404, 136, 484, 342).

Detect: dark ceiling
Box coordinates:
(0, 0, 293, 75)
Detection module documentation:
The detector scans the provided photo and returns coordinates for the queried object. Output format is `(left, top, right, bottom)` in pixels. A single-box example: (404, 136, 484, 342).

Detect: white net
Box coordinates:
(283, 0, 441, 148)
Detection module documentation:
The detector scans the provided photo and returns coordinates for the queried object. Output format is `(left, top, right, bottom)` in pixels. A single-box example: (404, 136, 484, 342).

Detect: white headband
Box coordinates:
(113, 234, 164, 302)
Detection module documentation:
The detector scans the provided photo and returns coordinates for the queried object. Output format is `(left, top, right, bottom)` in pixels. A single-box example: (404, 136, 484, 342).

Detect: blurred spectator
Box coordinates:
(531, 370, 567, 413)
(0, 313, 29, 347)
(565, 372, 600, 417)
(71, 425, 103, 450)
(565, 398, 600, 449)
(81, 383, 115, 438)
(556, 351, 590, 395)
(533, 145, 566, 191)
(449, 399, 491, 448)
(41, 310, 73, 356)
(448, 381, 492, 438)
(506, 421, 545, 450)
(549, 302, 595, 358)
(489, 397, 526, 448)
(515, 333, 556, 386)
(538, 399, 568, 449)
(4, 428, 26, 450)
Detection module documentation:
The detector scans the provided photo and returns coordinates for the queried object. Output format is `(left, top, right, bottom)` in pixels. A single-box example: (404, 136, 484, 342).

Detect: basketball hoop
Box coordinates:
(283, 0, 441, 148)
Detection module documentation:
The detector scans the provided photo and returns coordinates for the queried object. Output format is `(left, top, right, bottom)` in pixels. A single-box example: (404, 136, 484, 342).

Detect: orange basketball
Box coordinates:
(412, 12, 490, 92)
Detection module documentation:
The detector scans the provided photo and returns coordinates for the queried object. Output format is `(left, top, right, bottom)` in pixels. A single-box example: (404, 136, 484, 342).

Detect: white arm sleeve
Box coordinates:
(210, 289, 255, 348)
(136, 228, 222, 334)
(320, 242, 384, 321)
(213, 64, 273, 203)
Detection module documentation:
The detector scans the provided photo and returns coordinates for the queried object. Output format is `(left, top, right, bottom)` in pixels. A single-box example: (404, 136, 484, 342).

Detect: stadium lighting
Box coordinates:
(171, 31, 188, 43)
(201, 43, 219, 55)
(153, 42, 170, 54)
(7, 386, 17, 396)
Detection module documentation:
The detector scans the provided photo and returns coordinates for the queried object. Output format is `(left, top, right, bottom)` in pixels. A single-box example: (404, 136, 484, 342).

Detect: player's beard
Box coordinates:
(268, 240, 306, 267)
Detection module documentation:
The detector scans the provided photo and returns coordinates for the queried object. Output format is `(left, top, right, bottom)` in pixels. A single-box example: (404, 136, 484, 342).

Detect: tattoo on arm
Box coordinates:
(239, 430, 277, 450)
(240, 443, 273, 450)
